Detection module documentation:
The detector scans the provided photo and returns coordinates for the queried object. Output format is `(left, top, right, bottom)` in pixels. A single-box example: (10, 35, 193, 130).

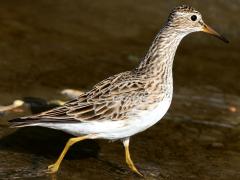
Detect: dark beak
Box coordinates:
(202, 23, 229, 43)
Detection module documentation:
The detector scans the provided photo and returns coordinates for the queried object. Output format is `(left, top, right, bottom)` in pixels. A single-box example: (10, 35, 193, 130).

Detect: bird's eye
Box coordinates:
(191, 15, 197, 21)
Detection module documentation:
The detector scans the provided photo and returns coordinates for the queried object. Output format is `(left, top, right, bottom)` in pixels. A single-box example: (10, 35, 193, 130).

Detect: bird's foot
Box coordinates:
(129, 164, 143, 177)
(47, 163, 59, 174)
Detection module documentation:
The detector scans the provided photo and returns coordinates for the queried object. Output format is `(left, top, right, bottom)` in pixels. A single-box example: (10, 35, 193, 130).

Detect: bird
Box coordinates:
(9, 4, 228, 176)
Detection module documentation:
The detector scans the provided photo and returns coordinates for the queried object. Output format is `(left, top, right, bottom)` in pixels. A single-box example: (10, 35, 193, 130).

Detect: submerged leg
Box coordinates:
(122, 138, 143, 176)
(48, 134, 94, 173)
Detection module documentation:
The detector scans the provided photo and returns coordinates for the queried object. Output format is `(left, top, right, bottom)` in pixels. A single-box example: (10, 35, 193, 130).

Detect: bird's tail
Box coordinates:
(8, 117, 39, 128)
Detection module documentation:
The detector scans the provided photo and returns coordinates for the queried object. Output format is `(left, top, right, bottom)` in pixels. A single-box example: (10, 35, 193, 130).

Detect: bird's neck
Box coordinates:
(136, 26, 187, 84)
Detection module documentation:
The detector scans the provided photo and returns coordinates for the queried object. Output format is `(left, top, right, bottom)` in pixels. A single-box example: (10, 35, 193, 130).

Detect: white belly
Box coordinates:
(40, 98, 172, 140)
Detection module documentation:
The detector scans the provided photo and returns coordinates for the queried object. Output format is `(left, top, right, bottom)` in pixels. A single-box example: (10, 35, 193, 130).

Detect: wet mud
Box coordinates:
(0, 0, 240, 179)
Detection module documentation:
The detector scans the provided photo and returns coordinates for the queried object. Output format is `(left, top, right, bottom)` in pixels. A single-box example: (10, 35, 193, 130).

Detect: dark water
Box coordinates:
(0, 0, 240, 179)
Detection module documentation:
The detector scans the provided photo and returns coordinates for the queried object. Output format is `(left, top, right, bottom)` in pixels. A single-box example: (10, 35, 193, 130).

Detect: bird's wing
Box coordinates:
(10, 71, 149, 126)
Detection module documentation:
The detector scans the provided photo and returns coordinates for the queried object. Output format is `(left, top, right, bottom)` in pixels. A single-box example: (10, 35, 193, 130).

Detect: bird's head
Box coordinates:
(167, 4, 229, 43)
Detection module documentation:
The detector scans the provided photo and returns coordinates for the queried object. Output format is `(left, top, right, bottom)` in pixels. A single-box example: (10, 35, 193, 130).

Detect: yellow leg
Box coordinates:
(123, 138, 143, 176)
(48, 134, 94, 173)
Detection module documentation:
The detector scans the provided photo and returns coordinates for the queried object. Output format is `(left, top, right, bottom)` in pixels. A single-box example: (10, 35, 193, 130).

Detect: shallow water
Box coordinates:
(0, 0, 240, 179)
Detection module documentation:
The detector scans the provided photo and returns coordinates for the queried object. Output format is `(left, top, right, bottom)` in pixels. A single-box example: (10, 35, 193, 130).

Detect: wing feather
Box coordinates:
(9, 71, 150, 126)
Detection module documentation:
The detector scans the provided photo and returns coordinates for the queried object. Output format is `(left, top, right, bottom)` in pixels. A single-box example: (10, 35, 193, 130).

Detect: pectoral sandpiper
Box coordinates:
(9, 4, 228, 176)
